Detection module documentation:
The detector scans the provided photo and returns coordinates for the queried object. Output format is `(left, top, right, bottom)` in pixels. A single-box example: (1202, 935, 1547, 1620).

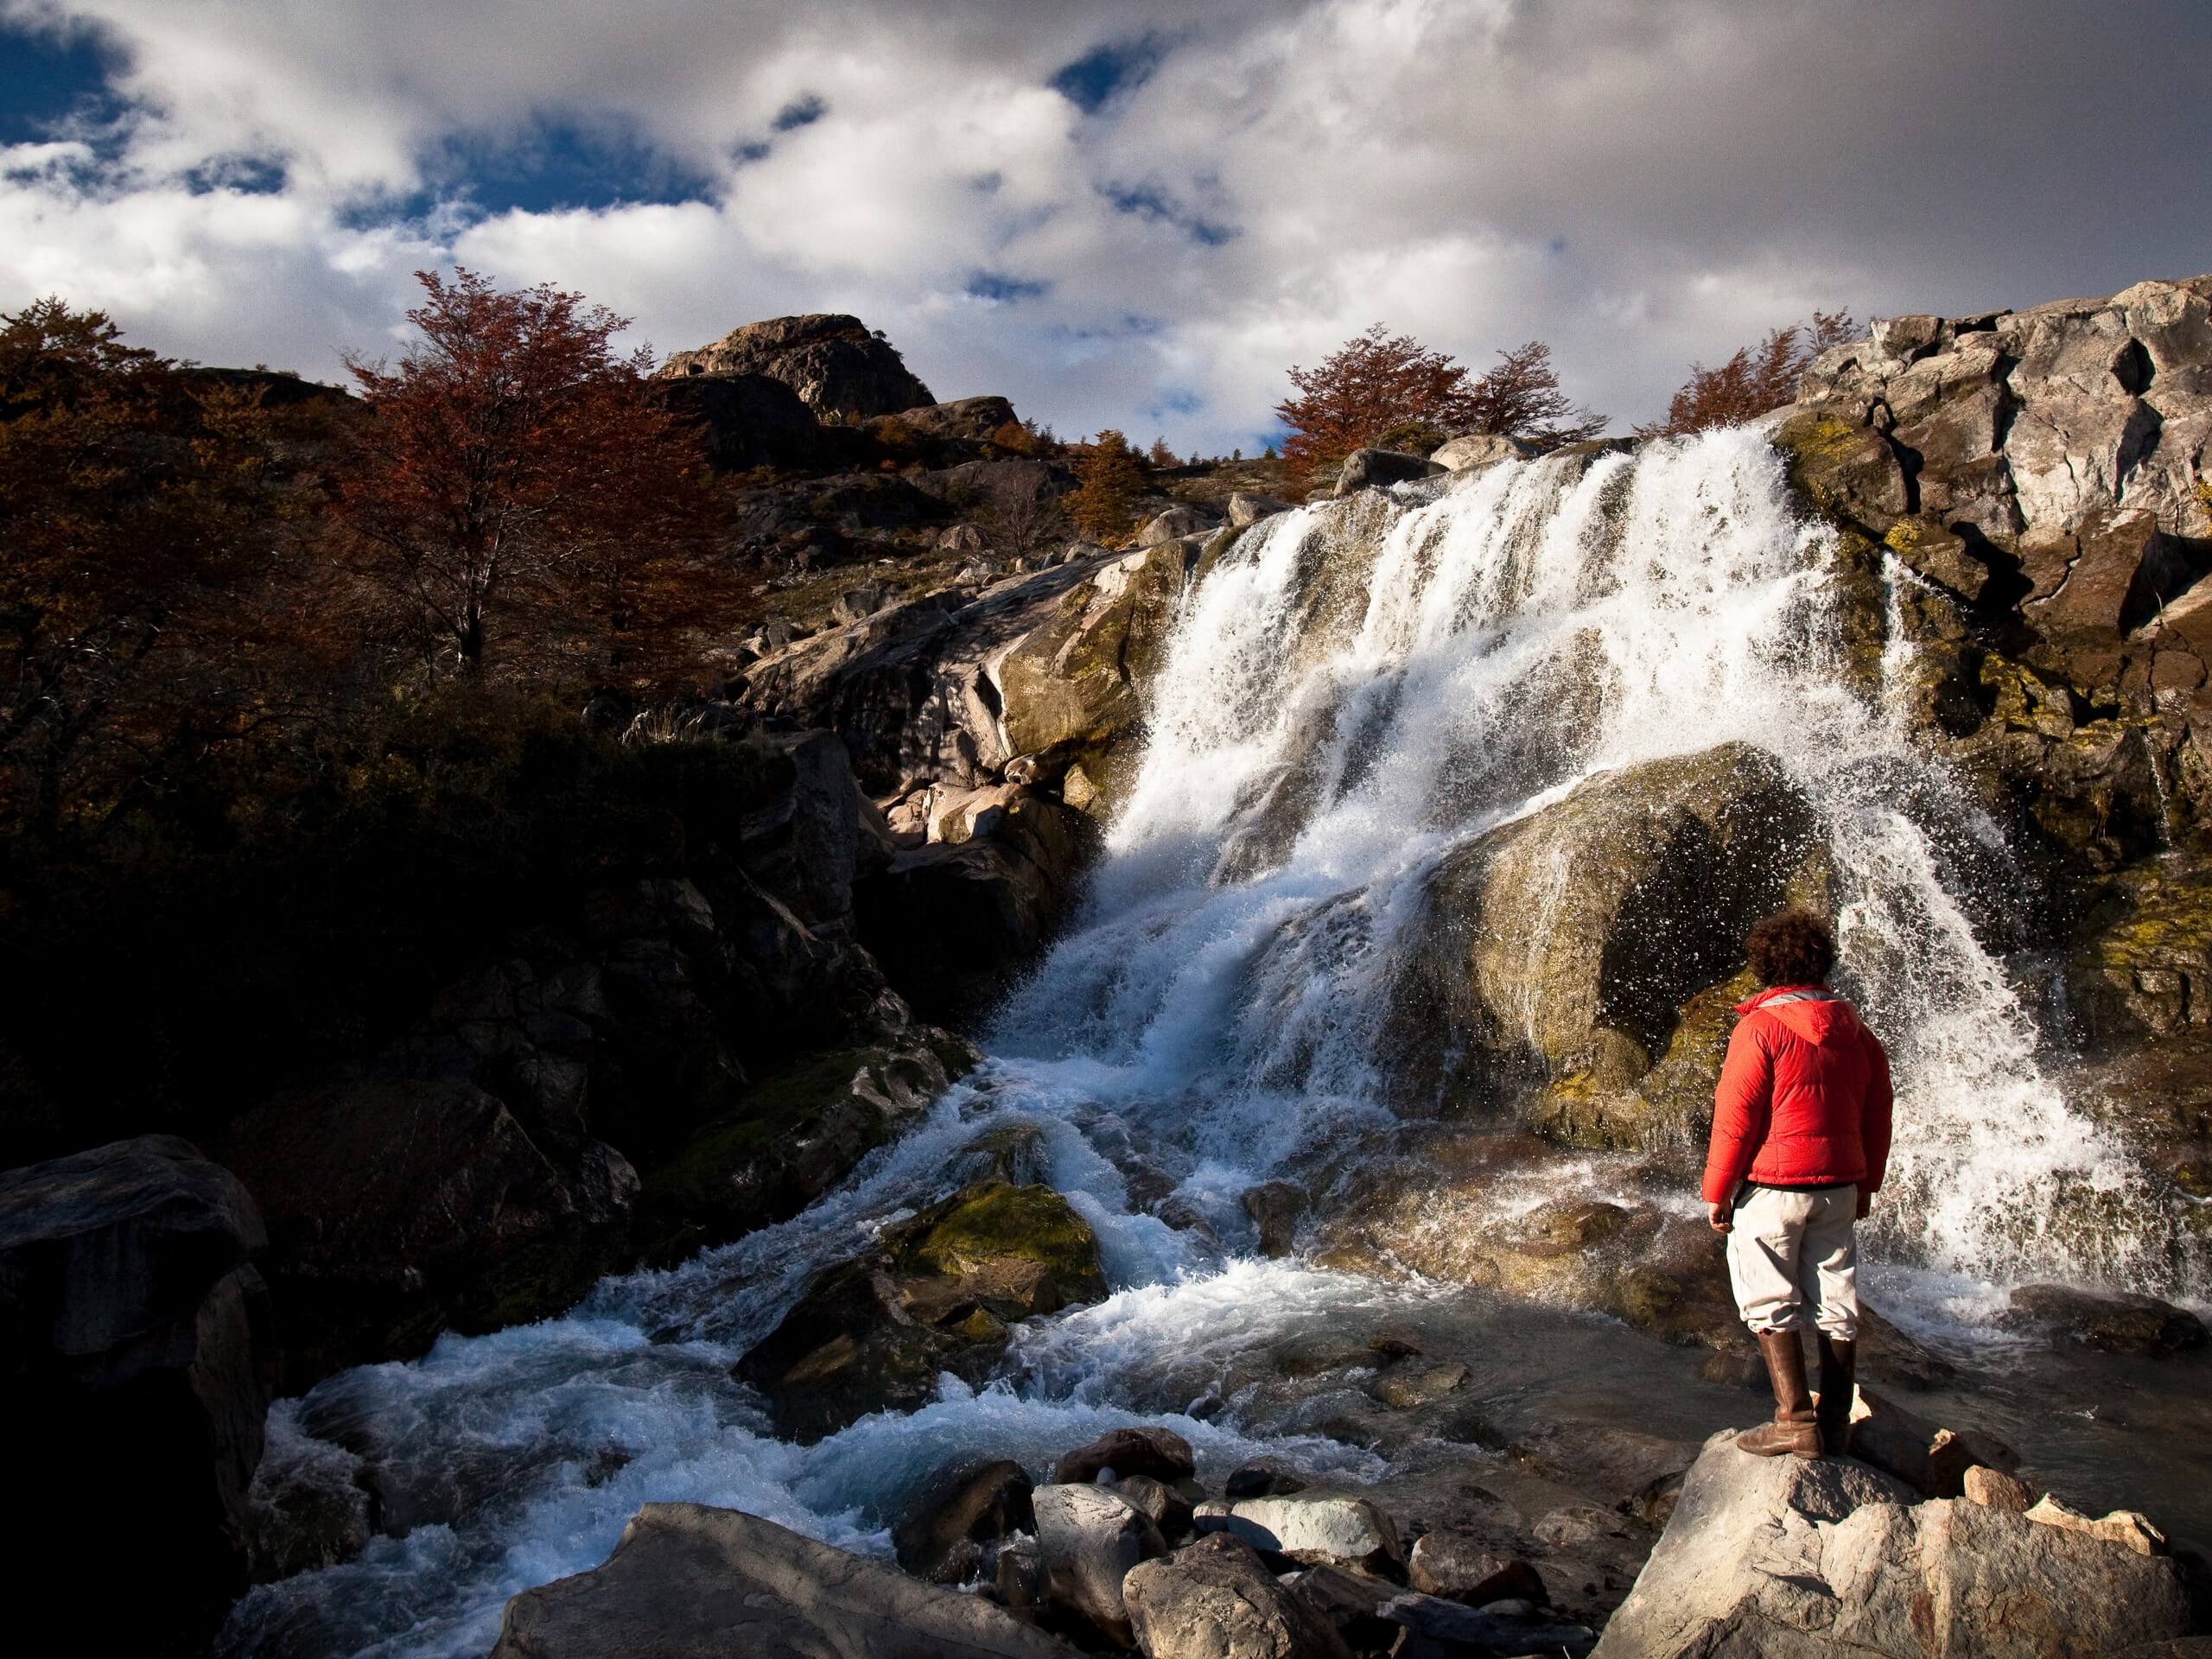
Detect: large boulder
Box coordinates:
(1333, 447, 1443, 495)
(1032, 1482, 1167, 1643)
(225, 1077, 633, 1379)
(1052, 1424, 1197, 1486)
(658, 314, 935, 422)
(735, 1179, 1105, 1439)
(856, 790, 1100, 1022)
(488, 1502, 1067, 1659)
(893, 1459, 1037, 1586)
(894, 396, 1018, 442)
(0, 1135, 272, 1649)
(1592, 1430, 2193, 1657)
(1123, 1530, 1355, 1659)
(1390, 742, 1821, 1140)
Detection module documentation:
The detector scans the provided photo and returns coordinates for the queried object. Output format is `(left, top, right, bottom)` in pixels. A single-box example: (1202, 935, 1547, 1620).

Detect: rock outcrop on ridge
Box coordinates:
(659, 312, 937, 422)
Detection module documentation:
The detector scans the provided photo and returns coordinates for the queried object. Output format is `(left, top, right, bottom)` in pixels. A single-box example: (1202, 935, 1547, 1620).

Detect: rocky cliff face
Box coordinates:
(659, 313, 936, 423)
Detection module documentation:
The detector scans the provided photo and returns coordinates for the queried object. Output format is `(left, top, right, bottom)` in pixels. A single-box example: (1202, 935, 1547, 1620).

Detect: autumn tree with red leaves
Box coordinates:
(1274, 325, 1605, 482)
(1639, 310, 1857, 438)
(337, 269, 723, 682)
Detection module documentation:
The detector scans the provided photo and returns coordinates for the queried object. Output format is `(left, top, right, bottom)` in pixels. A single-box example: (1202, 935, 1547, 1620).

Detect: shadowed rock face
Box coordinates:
(0, 1135, 272, 1654)
(658, 314, 935, 423)
(488, 1503, 1068, 1659)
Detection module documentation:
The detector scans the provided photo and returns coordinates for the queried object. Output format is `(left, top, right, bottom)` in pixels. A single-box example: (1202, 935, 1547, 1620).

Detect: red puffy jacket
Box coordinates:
(1700, 985, 1894, 1205)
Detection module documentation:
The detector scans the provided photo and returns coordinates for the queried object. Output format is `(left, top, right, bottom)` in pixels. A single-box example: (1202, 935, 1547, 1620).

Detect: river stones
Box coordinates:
(1032, 1482, 1167, 1642)
(1051, 1424, 1197, 1486)
(1389, 741, 1819, 1142)
(2002, 1281, 2210, 1357)
(488, 1502, 1065, 1659)
(1123, 1531, 1354, 1659)
(1192, 1494, 1403, 1573)
(735, 1180, 1106, 1440)
(893, 1458, 1036, 1585)
(1408, 1533, 1548, 1606)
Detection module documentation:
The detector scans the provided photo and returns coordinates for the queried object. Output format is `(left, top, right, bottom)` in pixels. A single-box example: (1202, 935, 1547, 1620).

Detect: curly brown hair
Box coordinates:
(1745, 909, 1835, 988)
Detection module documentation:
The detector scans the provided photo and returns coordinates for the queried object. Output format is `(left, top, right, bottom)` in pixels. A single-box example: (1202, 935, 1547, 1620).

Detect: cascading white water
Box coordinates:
(222, 429, 2202, 1659)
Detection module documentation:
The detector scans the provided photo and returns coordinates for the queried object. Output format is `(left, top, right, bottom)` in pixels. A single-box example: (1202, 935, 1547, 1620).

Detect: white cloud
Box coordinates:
(3, 0, 2209, 448)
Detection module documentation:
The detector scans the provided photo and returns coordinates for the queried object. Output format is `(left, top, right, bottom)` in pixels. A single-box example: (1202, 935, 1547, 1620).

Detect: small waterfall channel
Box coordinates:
(221, 429, 2209, 1657)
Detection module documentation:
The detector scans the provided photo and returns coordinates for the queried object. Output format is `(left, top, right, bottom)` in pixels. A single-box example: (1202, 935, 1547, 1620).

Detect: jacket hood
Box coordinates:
(1736, 984, 1866, 1046)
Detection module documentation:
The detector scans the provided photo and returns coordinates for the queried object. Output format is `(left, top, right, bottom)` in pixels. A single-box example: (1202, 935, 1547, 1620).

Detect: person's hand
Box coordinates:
(1707, 1201, 1732, 1234)
(1855, 1189, 1872, 1220)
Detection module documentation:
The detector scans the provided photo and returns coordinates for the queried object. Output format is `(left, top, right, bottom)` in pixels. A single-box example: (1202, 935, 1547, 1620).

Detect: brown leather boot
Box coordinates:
(1736, 1330, 1821, 1457)
(1815, 1333, 1856, 1455)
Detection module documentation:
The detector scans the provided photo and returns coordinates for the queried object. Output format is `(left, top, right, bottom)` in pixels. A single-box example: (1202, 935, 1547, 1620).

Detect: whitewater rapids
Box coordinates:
(220, 427, 2202, 1658)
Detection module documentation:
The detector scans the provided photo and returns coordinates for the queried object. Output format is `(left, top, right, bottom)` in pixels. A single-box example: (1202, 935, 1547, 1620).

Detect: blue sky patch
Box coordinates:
(772, 93, 826, 131)
(966, 271, 1049, 303)
(427, 117, 720, 215)
(1101, 181, 1238, 248)
(0, 17, 129, 144)
(1050, 34, 1168, 113)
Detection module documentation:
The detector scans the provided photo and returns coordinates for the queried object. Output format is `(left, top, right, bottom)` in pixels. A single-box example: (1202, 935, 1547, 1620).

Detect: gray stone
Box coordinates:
(1228, 491, 1290, 526)
(2004, 1281, 2209, 1357)
(893, 1458, 1036, 1585)
(1592, 1430, 2191, 1658)
(1378, 1591, 1596, 1654)
(1136, 505, 1216, 546)
(1032, 1482, 1166, 1641)
(1407, 1532, 1547, 1605)
(487, 1502, 1066, 1658)
(1333, 447, 1444, 495)
(1192, 1494, 1402, 1572)
(1431, 432, 1538, 471)
(1123, 1531, 1354, 1659)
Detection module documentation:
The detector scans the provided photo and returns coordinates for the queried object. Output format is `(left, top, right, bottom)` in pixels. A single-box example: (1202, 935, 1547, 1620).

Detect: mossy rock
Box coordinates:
(636, 1042, 958, 1265)
(735, 1179, 1106, 1440)
(1773, 412, 1906, 536)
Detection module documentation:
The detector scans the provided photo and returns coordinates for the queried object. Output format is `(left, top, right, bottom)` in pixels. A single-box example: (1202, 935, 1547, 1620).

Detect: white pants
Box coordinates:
(1725, 1184, 1859, 1339)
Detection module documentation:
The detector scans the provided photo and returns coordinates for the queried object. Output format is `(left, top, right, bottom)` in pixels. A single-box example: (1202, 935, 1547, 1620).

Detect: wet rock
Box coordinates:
(658, 313, 935, 422)
(1032, 1482, 1167, 1643)
(1240, 1179, 1305, 1257)
(736, 1180, 1106, 1440)
(0, 1135, 272, 1648)
(1052, 1425, 1197, 1486)
(857, 788, 1100, 1022)
(1224, 1461, 1308, 1499)
(1192, 1494, 1402, 1573)
(2004, 1281, 2210, 1357)
(1367, 1361, 1467, 1409)
(995, 541, 1192, 777)
(1110, 1473, 1195, 1541)
(1392, 741, 1820, 1142)
(893, 1458, 1037, 1585)
(995, 1532, 1048, 1616)
(1407, 1533, 1548, 1606)
(1508, 1421, 1702, 1514)
(1333, 447, 1443, 495)
(487, 1502, 1065, 1659)
(1594, 1427, 2193, 1658)
(1123, 1530, 1354, 1659)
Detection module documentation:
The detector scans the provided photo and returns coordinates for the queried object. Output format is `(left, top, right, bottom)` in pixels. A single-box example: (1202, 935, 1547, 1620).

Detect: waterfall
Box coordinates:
(219, 428, 2202, 1659)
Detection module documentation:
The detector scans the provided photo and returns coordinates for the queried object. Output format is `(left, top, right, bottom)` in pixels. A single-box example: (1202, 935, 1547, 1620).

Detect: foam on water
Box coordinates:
(224, 428, 2203, 1656)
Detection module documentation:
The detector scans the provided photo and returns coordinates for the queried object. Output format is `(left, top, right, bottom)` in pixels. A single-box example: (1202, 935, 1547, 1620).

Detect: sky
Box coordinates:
(3, 1, 2209, 454)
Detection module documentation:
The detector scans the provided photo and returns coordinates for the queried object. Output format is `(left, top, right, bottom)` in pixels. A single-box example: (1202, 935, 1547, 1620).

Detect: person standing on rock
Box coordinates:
(1703, 909, 1893, 1459)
